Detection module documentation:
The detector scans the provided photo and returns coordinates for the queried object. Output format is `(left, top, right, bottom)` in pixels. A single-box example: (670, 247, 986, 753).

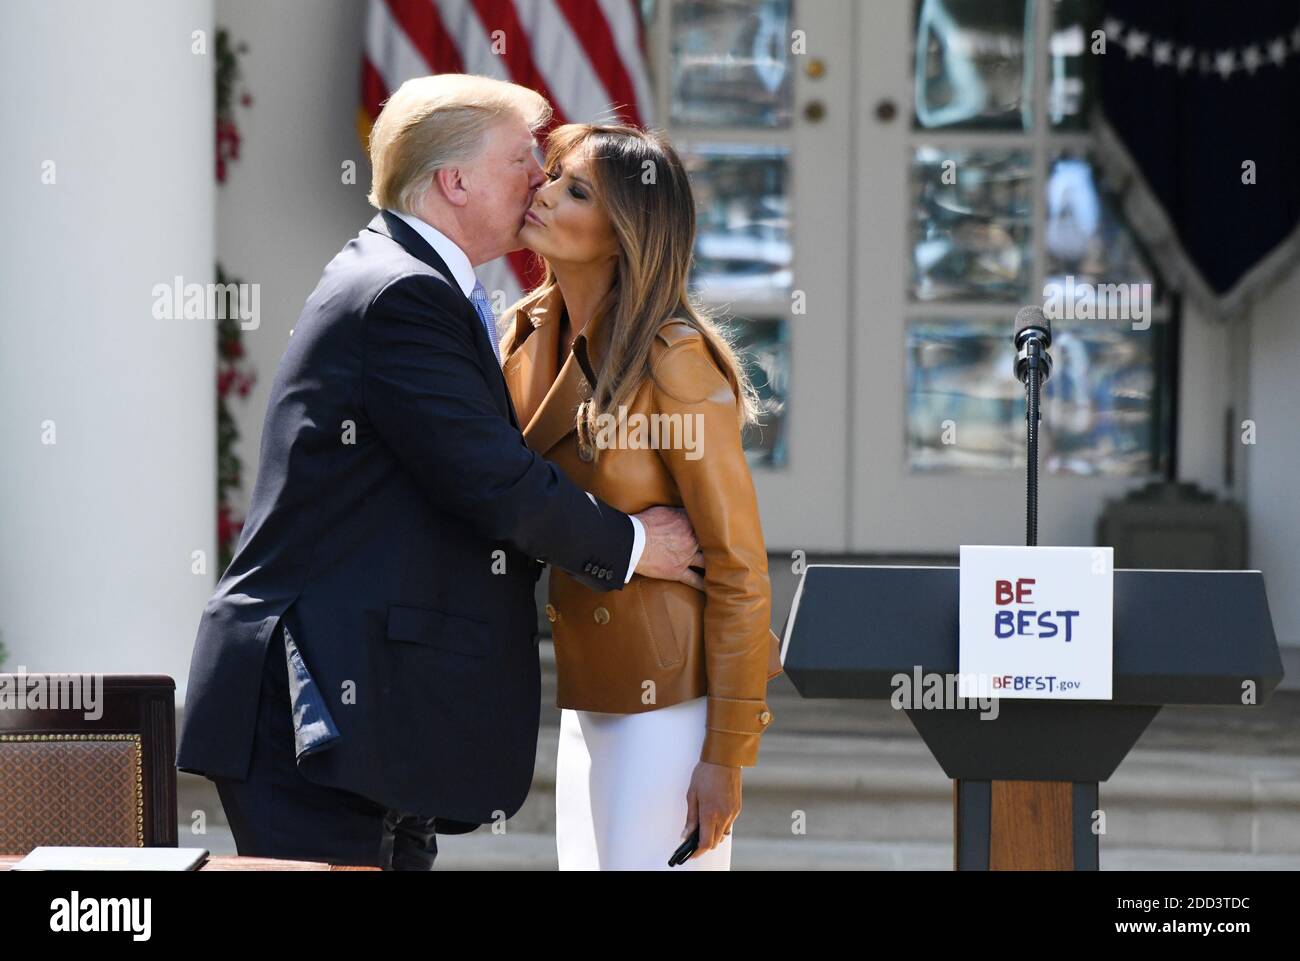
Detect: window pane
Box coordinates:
(906, 319, 1023, 471)
(1042, 321, 1162, 476)
(910, 147, 1033, 302)
(1050, 0, 1098, 130)
(671, 0, 793, 128)
(913, 0, 1034, 130)
(1045, 153, 1161, 313)
(906, 318, 1166, 476)
(685, 144, 792, 301)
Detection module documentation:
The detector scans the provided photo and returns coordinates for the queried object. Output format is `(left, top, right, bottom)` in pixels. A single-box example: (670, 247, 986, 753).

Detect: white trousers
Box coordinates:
(555, 695, 733, 871)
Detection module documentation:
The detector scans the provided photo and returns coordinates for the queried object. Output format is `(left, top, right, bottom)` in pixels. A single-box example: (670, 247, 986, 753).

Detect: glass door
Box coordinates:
(647, 0, 855, 550)
(850, 0, 1177, 552)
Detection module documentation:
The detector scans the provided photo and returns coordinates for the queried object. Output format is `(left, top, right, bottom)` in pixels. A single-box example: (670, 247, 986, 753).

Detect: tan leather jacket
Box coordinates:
(500, 285, 775, 767)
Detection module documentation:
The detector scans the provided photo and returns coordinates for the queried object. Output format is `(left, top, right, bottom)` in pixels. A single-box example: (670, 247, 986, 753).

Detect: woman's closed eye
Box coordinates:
(546, 168, 587, 200)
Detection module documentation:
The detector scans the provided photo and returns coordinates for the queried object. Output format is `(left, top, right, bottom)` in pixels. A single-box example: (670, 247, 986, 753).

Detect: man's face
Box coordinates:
(463, 115, 547, 261)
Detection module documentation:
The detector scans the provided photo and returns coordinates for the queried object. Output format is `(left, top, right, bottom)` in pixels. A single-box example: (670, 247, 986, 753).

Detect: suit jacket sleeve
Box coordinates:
(651, 336, 773, 766)
(363, 273, 633, 591)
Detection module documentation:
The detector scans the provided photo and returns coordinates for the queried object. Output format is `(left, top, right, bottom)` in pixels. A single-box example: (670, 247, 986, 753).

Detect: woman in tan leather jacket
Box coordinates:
(500, 123, 776, 870)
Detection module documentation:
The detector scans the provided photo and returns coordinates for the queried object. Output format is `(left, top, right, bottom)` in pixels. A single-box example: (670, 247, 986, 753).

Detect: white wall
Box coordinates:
(1180, 249, 1300, 660)
(214, 0, 375, 521)
(1126, 268, 1300, 667)
(1175, 306, 1232, 500)
(0, 0, 216, 686)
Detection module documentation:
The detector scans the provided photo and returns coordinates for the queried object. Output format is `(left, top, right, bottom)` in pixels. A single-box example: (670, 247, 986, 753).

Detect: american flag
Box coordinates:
(360, 0, 656, 303)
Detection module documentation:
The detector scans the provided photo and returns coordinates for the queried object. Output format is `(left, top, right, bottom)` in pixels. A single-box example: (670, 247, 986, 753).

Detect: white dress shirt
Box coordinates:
(391, 209, 478, 299)
(385, 209, 645, 582)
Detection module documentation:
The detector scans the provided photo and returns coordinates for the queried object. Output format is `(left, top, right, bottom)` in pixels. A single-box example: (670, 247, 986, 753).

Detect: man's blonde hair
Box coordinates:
(367, 74, 552, 213)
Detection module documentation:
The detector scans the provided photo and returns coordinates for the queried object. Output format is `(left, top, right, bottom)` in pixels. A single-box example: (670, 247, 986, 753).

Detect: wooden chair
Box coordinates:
(0, 674, 176, 852)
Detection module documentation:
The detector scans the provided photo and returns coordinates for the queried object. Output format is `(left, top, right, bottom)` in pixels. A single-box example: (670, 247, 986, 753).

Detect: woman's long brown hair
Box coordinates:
(512, 123, 761, 455)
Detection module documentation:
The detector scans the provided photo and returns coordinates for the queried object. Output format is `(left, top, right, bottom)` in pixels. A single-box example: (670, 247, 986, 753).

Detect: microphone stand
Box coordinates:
(1021, 341, 1044, 548)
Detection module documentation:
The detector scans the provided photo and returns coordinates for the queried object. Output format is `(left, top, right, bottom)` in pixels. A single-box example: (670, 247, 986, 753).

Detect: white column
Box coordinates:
(0, 0, 216, 693)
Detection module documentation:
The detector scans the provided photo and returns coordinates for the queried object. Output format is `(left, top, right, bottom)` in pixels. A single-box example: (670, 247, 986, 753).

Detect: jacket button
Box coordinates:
(593, 607, 610, 625)
(545, 604, 557, 623)
(758, 710, 773, 726)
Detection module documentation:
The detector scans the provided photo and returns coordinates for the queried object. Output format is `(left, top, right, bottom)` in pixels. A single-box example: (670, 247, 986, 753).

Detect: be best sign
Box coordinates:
(958, 545, 1113, 701)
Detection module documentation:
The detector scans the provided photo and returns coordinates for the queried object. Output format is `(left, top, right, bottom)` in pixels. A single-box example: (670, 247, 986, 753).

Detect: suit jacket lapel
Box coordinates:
(367, 211, 461, 288)
(366, 211, 520, 429)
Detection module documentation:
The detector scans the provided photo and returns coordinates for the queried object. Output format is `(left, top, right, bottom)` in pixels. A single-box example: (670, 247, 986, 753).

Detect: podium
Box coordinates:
(780, 564, 1285, 870)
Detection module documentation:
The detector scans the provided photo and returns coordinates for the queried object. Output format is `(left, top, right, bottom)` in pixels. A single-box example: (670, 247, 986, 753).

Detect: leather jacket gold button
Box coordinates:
(500, 286, 778, 768)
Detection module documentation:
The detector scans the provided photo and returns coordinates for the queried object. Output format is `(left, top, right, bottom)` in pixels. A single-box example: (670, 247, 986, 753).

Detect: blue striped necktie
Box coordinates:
(470, 280, 502, 366)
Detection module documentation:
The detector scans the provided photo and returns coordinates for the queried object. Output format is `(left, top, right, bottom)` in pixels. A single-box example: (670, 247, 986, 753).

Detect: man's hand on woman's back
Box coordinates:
(632, 506, 705, 590)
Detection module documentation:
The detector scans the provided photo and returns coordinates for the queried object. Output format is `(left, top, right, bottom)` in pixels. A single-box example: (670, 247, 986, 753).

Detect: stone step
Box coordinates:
(183, 820, 1300, 871)
(430, 833, 1300, 871)
(180, 726, 1300, 858)
(176, 644, 1300, 864)
(478, 732, 1300, 854)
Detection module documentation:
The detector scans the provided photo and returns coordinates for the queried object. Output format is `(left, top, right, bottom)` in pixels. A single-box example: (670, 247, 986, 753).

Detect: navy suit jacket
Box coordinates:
(177, 211, 634, 823)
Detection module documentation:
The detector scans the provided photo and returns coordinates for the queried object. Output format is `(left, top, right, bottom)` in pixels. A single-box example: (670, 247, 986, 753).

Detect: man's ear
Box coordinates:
(433, 166, 470, 207)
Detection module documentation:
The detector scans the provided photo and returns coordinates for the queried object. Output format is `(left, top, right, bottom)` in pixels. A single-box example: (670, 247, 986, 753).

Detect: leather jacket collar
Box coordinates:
(501, 284, 609, 456)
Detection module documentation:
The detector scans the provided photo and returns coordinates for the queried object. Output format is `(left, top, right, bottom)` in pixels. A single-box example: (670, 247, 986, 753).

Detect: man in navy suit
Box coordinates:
(177, 75, 704, 869)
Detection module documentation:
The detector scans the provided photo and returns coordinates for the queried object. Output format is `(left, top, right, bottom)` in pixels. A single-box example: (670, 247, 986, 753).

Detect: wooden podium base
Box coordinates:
(954, 779, 1099, 870)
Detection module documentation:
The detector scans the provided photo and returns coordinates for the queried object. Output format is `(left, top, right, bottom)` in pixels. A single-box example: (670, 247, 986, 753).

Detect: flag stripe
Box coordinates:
(515, 0, 619, 125)
(470, 0, 570, 127)
(361, 55, 389, 121)
(368, 0, 445, 95)
(599, 0, 655, 126)
(385, 0, 464, 73)
(555, 0, 643, 127)
(629, 0, 645, 56)
(362, 0, 654, 294)
(434, 0, 509, 79)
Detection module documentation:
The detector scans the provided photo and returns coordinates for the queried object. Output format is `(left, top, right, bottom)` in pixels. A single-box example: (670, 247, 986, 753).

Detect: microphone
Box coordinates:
(1013, 305, 1052, 387)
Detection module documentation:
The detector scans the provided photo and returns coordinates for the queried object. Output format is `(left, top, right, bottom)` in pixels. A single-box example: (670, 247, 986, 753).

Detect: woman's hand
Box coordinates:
(682, 760, 742, 858)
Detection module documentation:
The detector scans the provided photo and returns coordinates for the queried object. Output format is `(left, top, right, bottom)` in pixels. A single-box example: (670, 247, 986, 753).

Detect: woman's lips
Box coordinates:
(524, 209, 544, 227)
